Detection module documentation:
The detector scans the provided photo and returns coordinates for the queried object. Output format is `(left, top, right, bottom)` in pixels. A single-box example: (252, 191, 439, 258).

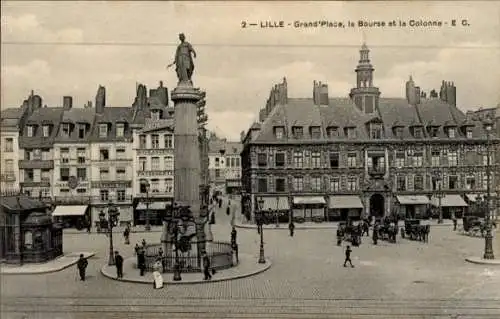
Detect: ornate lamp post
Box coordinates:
(166, 203, 183, 281)
(144, 181, 151, 231)
(100, 202, 119, 266)
(257, 197, 266, 264)
(433, 170, 444, 224)
(482, 119, 494, 259)
(275, 197, 280, 228)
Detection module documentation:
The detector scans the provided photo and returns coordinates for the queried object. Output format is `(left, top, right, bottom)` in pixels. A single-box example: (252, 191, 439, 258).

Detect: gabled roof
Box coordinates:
(20, 107, 64, 148)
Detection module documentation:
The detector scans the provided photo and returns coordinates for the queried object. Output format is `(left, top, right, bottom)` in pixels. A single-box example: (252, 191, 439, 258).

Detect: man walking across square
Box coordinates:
(343, 245, 354, 268)
(114, 251, 124, 279)
(76, 254, 88, 281)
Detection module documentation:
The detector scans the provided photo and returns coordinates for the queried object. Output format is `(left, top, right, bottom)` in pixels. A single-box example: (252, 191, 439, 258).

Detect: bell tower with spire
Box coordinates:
(349, 41, 381, 114)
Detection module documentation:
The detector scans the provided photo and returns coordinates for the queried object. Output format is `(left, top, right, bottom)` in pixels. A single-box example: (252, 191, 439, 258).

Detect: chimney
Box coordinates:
(32, 95, 42, 109)
(63, 96, 73, 109)
(313, 81, 320, 105)
(156, 81, 169, 106)
(259, 108, 267, 123)
(319, 82, 329, 106)
(415, 86, 421, 104)
(405, 75, 417, 105)
(240, 130, 246, 142)
(95, 85, 106, 113)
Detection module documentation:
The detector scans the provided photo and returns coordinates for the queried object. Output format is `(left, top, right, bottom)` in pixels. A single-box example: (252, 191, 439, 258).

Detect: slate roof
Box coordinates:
(55, 108, 96, 143)
(251, 97, 493, 143)
(140, 118, 174, 133)
(1, 195, 47, 211)
(90, 107, 134, 142)
(1, 108, 25, 130)
(20, 107, 65, 148)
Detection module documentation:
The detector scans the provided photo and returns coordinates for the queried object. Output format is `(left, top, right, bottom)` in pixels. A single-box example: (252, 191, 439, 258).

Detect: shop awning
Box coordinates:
(431, 195, 468, 207)
(136, 201, 169, 210)
(397, 195, 430, 205)
(329, 196, 364, 209)
(293, 196, 326, 205)
(260, 197, 289, 210)
(52, 205, 88, 217)
(465, 193, 494, 202)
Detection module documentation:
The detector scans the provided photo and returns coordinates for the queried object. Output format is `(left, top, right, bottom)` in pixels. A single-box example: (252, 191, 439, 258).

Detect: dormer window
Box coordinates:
(413, 127, 423, 139)
(466, 127, 473, 138)
(151, 110, 161, 120)
(42, 125, 50, 137)
(369, 123, 383, 139)
(429, 127, 439, 138)
(310, 126, 321, 139)
(447, 127, 456, 138)
(292, 126, 303, 139)
(393, 127, 403, 138)
(274, 126, 285, 140)
(27, 125, 35, 137)
(99, 123, 108, 138)
(78, 124, 86, 139)
(116, 123, 125, 137)
(345, 127, 356, 139)
(62, 123, 71, 137)
(326, 126, 338, 138)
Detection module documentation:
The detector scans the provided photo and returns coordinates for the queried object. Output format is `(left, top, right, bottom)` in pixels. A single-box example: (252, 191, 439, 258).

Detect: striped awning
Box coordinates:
(52, 205, 88, 216)
(431, 195, 468, 207)
(136, 201, 169, 210)
(260, 197, 289, 210)
(397, 195, 430, 205)
(293, 196, 326, 205)
(329, 196, 364, 209)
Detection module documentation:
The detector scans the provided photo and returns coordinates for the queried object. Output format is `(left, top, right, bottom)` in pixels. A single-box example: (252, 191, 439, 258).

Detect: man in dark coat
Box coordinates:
(231, 227, 237, 243)
(288, 222, 295, 237)
(202, 252, 212, 280)
(138, 250, 146, 276)
(343, 245, 354, 268)
(77, 254, 88, 281)
(337, 227, 344, 246)
(114, 251, 124, 279)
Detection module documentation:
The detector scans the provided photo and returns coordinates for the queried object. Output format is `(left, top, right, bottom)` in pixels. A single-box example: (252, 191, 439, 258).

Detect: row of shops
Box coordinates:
(242, 193, 495, 222)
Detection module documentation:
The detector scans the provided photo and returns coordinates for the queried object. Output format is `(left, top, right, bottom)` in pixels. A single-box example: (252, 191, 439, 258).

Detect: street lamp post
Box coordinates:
(275, 197, 280, 228)
(433, 170, 444, 224)
(483, 119, 494, 260)
(257, 197, 266, 264)
(145, 182, 151, 231)
(102, 202, 119, 266)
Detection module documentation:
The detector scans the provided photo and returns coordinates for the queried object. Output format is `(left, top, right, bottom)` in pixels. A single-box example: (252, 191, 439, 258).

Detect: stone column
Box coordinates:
(168, 82, 207, 257)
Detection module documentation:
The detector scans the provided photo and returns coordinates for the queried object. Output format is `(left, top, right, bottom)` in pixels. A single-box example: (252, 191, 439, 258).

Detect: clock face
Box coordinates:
(68, 176, 79, 189)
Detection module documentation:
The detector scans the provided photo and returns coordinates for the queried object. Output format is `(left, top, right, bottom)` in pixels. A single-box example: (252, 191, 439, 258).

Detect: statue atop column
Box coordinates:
(167, 33, 197, 85)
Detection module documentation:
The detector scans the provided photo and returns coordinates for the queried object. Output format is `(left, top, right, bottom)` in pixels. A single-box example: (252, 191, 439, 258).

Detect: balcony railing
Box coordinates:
(368, 167, 385, 178)
(92, 195, 134, 204)
(137, 170, 174, 177)
(53, 195, 133, 205)
(20, 181, 51, 188)
(19, 160, 54, 169)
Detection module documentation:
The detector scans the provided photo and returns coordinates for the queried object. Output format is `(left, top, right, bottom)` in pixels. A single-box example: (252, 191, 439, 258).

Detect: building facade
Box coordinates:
(208, 137, 242, 194)
(241, 44, 499, 223)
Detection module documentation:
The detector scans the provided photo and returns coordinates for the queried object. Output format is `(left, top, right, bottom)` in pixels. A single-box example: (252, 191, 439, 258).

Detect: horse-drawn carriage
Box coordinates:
(461, 216, 497, 237)
(375, 218, 398, 243)
(401, 219, 429, 242)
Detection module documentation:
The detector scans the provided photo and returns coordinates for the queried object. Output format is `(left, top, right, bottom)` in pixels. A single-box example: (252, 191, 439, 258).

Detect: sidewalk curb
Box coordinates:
(1, 252, 96, 275)
(64, 229, 163, 235)
(234, 222, 454, 230)
(100, 257, 272, 285)
(465, 257, 500, 266)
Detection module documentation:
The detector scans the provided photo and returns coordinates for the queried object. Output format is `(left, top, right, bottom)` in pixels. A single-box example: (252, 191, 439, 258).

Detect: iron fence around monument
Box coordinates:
(141, 241, 234, 273)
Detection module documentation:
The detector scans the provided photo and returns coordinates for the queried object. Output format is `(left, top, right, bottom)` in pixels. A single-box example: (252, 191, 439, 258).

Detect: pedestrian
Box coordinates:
(372, 223, 379, 245)
(141, 239, 147, 248)
(138, 250, 146, 276)
(86, 221, 91, 234)
(226, 205, 230, 216)
(202, 252, 212, 280)
(231, 241, 239, 265)
(452, 216, 457, 231)
(134, 243, 140, 255)
(288, 221, 295, 237)
(114, 251, 124, 279)
(343, 245, 354, 268)
(218, 198, 222, 208)
(362, 221, 369, 237)
(123, 227, 130, 245)
(231, 226, 237, 243)
(76, 254, 88, 281)
(336, 226, 343, 246)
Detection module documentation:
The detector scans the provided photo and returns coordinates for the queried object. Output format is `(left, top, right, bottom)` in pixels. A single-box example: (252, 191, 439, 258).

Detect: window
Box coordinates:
(413, 127, 423, 139)
(99, 124, 108, 138)
(370, 123, 383, 139)
(311, 152, 321, 168)
(41, 149, 50, 160)
(151, 179, 159, 192)
(347, 153, 357, 168)
(151, 157, 160, 170)
(77, 148, 86, 164)
(99, 168, 109, 180)
(448, 150, 458, 166)
(235, 157, 240, 167)
(139, 135, 147, 148)
(76, 188, 87, 194)
(429, 127, 439, 138)
(311, 176, 322, 191)
(275, 178, 286, 192)
(292, 126, 303, 139)
(447, 127, 456, 138)
(414, 175, 424, 190)
(59, 168, 69, 181)
(78, 124, 86, 138)
(395, 152, 405, 168)
(4, 159, 13, 173)
(466, 128, 473, 138)
(164, 134, 173, 148)
(99, 149, 109, 161)
(62, 123, 70, 137)
(482, 174, 489, 189)
(327, 127, 338, 138)
(42, 125, 50, 137)
(466, 176, 475, 190)
(116, 168, 126, 180)
(329, 152, 339, 168)
(151, 135, 160, 149)
(76, 168, 87, 181)
(215, 157, 220, 167)
(164, 179, 173, 193)
(116, 123, 125, 137)
(116, 148, 126, 160)
(394, 127, 403, 138)
(346, 127, 356, 139)
(482, 154, 492, 166)
(275, 153, 285, 167)
(293, 151, 303, 168)
(274, 127, 284, 140)
(139, 181, 148, 193)
(151, 110, 160, 120)
(257, 153, 267, 167)
(117, 190, 126, 202)
(4, 138, 13, 152)
(330, 178, 340, 191)
(60, 189, 70, 194)
(293, 176, 304, 191)
(41, 169, 51, 182)
(27, 126, 34, 137)
(100, 189, 109, 201)
(412, 152, 423, 167)
(61, 148, 70, 163)
(215, 169, 220, 178)
(448, 175, 458, 189)
(431, 151, 440, 167)
(226, 158, 230, 167)
(164, 156, 174, 170)
(397, 176, 406, 191)
(257, 178, 267, 192)
(347, 177, 357, 191)
(139, 157, 147, 171)
(310, 126, 321, 139)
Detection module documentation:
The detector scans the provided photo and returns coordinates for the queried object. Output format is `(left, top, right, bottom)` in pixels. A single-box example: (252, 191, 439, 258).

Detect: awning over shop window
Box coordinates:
(465, 193, 494, 202)
(52, 205, 88, 217)
(293, 196, 326, 205)
(260, 197, 290, 210)
(431, 195, 468, 207)
(329, 196, 364, 209)
(396, 195, 430, 205)
(136, 201, 169, 210)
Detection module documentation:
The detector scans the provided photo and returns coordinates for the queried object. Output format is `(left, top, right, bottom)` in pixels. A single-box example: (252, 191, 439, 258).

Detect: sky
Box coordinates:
(2, 1, 499, 140)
